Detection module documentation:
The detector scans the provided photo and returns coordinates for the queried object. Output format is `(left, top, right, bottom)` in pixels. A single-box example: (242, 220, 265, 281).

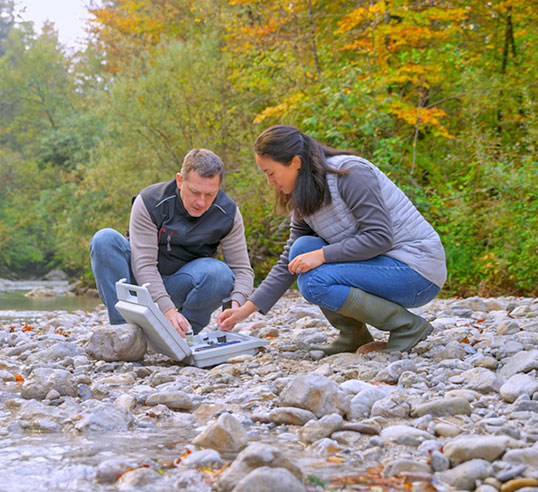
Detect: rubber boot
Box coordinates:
(310, 308, 373, 355)
(338, 287, 433, 353)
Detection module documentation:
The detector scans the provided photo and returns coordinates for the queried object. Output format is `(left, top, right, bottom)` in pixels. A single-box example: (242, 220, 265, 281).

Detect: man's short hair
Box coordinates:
(181, 149, 224, 182)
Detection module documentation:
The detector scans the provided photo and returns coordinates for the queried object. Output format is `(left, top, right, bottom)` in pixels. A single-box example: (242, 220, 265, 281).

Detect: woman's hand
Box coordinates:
(217, 300, 258, 331)
(288, 248, 325, 275)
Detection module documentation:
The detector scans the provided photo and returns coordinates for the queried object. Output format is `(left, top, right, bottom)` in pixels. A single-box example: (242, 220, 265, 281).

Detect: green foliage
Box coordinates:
(0, 0, 535, 298)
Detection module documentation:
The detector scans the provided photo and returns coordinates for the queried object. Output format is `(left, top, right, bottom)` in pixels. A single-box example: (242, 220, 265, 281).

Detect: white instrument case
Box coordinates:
(114, 279, 268, 368)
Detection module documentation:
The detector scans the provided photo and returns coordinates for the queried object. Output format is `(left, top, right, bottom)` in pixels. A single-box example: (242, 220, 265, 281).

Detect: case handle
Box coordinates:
(115, 278, 153, 305)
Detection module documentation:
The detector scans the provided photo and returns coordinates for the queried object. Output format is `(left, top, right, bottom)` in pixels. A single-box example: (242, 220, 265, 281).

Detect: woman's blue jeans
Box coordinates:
(89, 228, 234, 333)
(290, 236, 440, 312)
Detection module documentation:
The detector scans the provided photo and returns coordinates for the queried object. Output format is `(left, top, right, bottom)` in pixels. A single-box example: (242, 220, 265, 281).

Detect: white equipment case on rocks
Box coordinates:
(114, 279, 268, 368)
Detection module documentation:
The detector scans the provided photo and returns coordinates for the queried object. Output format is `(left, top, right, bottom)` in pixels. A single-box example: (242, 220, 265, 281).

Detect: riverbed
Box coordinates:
(1, 291, 537, 492)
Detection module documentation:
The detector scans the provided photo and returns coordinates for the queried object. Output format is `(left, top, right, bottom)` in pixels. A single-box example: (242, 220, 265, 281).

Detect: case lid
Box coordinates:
(114, 279, 192, 361)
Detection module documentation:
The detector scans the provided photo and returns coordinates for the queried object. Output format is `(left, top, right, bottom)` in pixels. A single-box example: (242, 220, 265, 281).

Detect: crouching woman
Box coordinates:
(218, 125, 446, 354)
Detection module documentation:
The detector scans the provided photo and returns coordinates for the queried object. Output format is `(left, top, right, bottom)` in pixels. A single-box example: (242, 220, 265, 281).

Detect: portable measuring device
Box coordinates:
(114, 279, 268, 367)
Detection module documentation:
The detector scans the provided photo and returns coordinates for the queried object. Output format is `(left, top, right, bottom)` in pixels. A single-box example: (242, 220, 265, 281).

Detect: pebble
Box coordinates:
(0, 292, 537, 491)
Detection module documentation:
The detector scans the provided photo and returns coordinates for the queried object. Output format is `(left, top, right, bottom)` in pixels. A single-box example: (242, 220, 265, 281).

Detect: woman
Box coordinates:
(218, 125, 446, 354)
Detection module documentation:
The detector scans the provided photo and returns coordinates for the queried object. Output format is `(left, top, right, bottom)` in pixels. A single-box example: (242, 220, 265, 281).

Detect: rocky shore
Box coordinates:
(1, 291, 537, 492)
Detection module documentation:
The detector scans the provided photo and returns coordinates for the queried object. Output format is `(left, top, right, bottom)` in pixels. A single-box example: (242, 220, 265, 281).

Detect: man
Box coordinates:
(90, 149, 254, 337)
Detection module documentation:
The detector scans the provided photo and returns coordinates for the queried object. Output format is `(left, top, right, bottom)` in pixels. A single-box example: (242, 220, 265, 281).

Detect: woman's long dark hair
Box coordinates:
(254, 125, 359, 217)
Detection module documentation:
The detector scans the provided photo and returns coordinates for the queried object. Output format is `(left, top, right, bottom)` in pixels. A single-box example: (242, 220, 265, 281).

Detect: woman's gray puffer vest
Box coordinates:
(302, 155, 447, 288)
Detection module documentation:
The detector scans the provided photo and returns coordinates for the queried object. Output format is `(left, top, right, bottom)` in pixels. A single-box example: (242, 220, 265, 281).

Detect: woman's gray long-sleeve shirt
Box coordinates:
(249, 162, 394, 314)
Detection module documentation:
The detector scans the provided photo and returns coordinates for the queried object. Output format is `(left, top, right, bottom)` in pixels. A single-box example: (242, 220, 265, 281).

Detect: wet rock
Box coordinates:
(74, 402, 135, 432)
(95, 458, 136, 483)
(114, 394, 137, 411)
(116, 467, 161, 488)
(278, 373, 349, 417)
(21, 367, 77, 400)
(86, 323, 146, 362)
(182, 449, 223, 469)
(16, 400, 69, 432)
(232, 466, 307, 492)
(214, 442, 302, 492)
(192, 412, 247, 453)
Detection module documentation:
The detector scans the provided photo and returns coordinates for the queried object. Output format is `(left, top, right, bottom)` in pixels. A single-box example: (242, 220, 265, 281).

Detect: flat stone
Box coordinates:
(340, 422, 380, 435)
(434, 423, 461, 437)
(497, 320, 521, 335)
(268, 407, 316, 426)
(439, 459, 493, 490)
(145, 391, 193, 410)
(383, 459, 431, 477)
(298, 414, 343, 444)
(411, 396, 471, 418)
(502, 447, 538, 467)
(500, 479, 538, 492)
(182, 449, 222, 469)
(460, 367, 503, 393)
(500, 374, 538, 403)
(443, 435, 522, 465)
(232, 466, 307, 492)
(499, 350, 538, 378)
(380, 425, 433, 447)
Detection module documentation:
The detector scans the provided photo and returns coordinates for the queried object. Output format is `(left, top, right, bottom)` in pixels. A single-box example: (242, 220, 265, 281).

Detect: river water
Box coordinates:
(0, 281, 102, 323)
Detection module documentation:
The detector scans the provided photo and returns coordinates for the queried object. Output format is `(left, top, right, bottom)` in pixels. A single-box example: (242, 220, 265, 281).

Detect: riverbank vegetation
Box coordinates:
(0, 0, 536, 296)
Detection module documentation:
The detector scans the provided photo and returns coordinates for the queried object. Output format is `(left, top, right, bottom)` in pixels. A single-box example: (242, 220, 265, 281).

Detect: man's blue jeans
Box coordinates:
(89, 228, 235, 333)
(289, 236, 440, 312)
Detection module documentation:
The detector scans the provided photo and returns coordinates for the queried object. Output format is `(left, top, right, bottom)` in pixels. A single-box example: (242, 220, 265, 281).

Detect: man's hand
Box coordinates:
(164, 308, 191, 338)
(288, 248, 325, 275)
(217, 300, 257, 331)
